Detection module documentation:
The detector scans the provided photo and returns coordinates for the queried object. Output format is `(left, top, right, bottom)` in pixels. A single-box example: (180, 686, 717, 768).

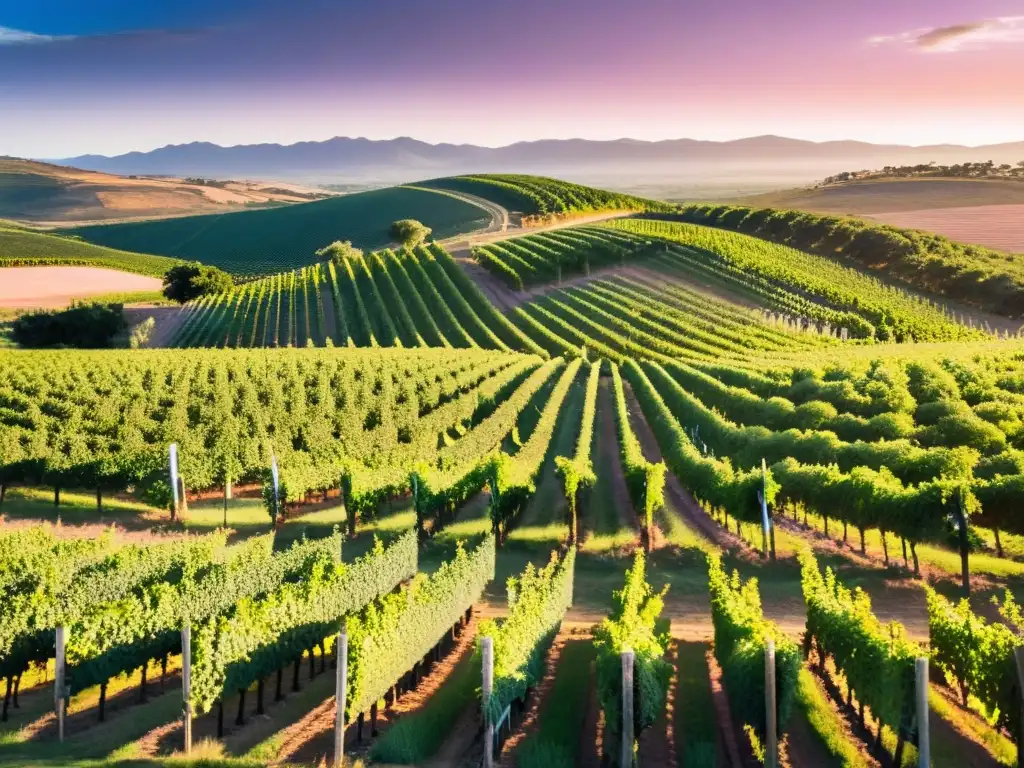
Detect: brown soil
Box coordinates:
(0, 266, 162, 308)
(593, 380, 641, 541)
(872, 203, 1024, 253)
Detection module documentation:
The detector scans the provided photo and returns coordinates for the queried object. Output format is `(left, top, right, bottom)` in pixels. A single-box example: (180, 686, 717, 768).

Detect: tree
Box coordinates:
(162, 264, 234, 304)
(315, 240, 363, 266)
(389, 219, 432, 248)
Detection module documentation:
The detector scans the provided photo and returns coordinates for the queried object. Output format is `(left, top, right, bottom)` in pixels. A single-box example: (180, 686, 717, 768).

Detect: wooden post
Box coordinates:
(334, 629, 347, 768)
(765, 639, 778, 768)
(916, 657, 930, 768)
(482, 635, 494, 768)
(55, 626, 66, 743)
(622, 648, 635, 768)
(182, 625, 192, 755)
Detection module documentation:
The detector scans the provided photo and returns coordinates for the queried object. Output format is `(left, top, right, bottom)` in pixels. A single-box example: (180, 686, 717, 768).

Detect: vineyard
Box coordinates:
(7, 201, 1024, 768)
(60, 187, 491, 277)
(169, 244, 545, 355)
(418, 174, 673, 225)
(0, 225, 184, 277)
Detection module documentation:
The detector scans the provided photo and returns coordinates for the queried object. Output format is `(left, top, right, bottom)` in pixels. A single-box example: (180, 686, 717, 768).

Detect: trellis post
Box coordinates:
(482, 636, 494, 768)
(765, 639, 777, 768)
(182, 624, 192, 754)
(621, 648, 635, 767)
(334, 629, 348, 767)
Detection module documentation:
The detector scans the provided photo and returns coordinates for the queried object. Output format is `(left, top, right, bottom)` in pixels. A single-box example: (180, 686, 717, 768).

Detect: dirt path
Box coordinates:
(622, 380, 739, 551)
(637, 635, 676, 767)
(496, 632, 566, 767)
(588, 380, 639, 540)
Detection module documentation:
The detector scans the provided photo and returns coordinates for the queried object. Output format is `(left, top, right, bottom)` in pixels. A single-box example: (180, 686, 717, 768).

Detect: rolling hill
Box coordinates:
(0, 157, 325, 225)
(736, 177, 1024, 215)
(0, 223, 183, 277)
(60, 185, 492, 277)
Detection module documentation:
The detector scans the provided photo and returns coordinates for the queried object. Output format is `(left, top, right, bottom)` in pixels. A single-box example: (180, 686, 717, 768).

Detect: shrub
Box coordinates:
(12, 302, 127, 348)
(390, 219, 432, 248)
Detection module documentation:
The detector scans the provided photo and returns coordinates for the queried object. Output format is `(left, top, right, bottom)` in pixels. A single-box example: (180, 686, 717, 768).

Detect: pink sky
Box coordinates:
(1, 0, 1022, 156)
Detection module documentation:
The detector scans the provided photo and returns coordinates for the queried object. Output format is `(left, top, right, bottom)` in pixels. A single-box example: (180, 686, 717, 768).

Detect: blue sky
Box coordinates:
(2, 0, 1022, 157)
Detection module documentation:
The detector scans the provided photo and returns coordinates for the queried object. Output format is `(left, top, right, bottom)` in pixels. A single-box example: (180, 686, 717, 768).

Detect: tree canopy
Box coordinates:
(389, 219, 432, 248)
(315, 240, 363, 266)
(162, 264, 234, 304)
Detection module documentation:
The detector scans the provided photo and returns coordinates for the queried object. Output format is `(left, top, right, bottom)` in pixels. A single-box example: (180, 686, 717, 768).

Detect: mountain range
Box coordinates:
(56, 135, 1024, 182)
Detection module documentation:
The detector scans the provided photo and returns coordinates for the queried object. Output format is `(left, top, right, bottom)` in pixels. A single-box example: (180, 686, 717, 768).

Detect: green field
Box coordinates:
(0, 226, 183, 277)
(61, 186, 490, 277)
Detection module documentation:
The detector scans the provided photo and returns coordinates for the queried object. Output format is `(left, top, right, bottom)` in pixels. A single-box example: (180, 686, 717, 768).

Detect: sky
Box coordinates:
(1, 0, 1023, 158)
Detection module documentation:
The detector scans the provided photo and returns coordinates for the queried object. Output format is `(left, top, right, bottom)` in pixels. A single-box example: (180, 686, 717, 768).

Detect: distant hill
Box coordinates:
(54, 136, 1024, 182)
(0, 157, 327, 224)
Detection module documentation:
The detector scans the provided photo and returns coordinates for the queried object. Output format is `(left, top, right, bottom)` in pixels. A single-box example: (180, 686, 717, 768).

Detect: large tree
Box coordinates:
(162, 264, 234, 303)
(389, 219, 432, 248)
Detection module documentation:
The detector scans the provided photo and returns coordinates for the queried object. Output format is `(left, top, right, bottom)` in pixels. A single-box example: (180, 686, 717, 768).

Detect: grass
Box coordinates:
(789, 507, 1024, 580)
(62, 187, 491, 277)
(929, 688, 1016, 767)
(794, 668, 870, 768)
(0, 228, 181, 277)
(674, 641, 718, 768)
(369, 642, 478, 763)
(513, 639, 592, 768)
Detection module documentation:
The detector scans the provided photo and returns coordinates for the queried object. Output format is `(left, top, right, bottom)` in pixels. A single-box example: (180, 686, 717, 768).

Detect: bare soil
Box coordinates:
(872, 203, 1024, 253)
(0, 266, 162, 307)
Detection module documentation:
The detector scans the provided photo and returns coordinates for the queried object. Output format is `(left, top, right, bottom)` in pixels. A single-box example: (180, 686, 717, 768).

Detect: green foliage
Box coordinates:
(610, 362, 665, 543)
(162, 263, 235, 304)
(555, 361, 601, 538)
(799, 550, 919, 737)
(675, 202, 1024, 317)
(190, 530, 417, 713)
(926, 587, 1022, 738)
(605, 218, 980, 342)
(707, 552, 800, 741)
(315, 239, 363, 266)
(11, 302, 127, 348)
(593, 551, 672, 766)
(420, 174, 672, 220)
(389, 219, 432, 248)
(66, 532, 342, 694)
(346, 534, 494, 718)
(478, 547, 575, 722)
(61, 186, 488, 276)
(0, 227, 181, 276)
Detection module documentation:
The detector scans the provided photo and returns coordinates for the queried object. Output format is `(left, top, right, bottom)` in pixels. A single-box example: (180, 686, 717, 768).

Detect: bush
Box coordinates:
(315, 239, 363, 266)
(162, 264, 234, 303)
(389, 219, 432, 248)
(12, 302, 127, 348)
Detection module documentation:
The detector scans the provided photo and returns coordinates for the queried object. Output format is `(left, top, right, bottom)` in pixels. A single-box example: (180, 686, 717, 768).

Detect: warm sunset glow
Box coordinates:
(2, 0, 1022, 156)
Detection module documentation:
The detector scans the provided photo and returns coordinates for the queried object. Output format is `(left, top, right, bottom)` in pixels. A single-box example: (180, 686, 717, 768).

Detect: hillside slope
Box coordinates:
(0, 224, 183, 277)
(736, 178, 1024, 215)
(61, 186, 491, 276)
(0, 157, 324, 224)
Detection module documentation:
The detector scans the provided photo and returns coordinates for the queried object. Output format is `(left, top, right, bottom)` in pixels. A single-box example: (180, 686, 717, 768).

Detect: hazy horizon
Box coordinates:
(3, 0, 1023, 158)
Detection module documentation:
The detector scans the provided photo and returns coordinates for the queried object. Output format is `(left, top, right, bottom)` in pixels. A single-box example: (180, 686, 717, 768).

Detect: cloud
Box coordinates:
(868, 16, 1024, 53)
(0, 26, 74, 46)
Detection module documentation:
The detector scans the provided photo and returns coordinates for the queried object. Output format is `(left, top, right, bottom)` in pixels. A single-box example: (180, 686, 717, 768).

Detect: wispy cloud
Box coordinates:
(0, 26, 74, 46)
(868, 16, 1024, 53)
